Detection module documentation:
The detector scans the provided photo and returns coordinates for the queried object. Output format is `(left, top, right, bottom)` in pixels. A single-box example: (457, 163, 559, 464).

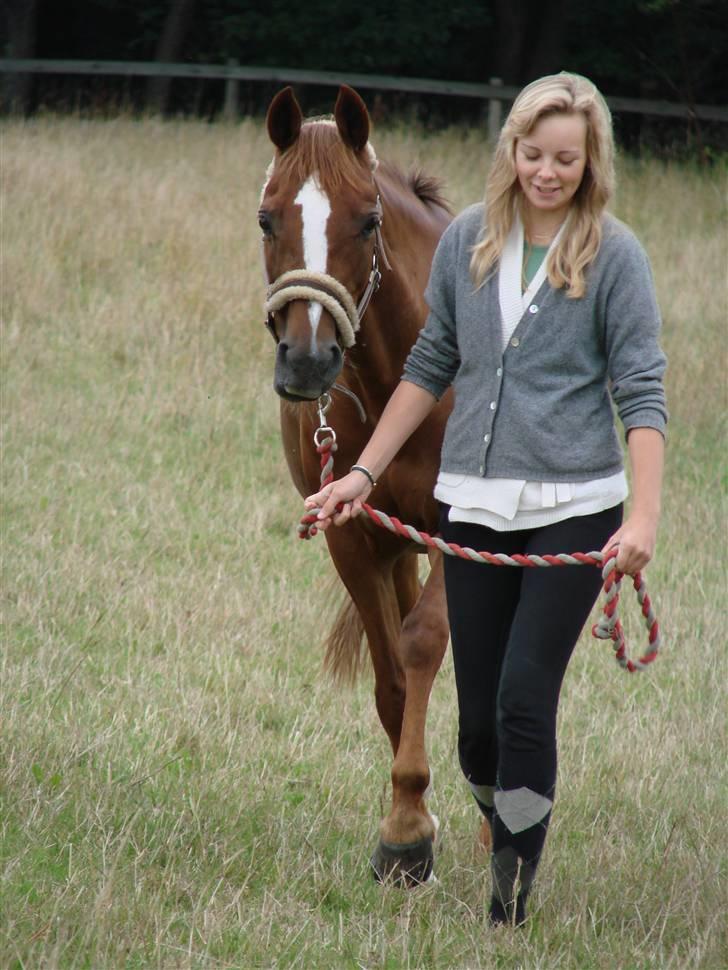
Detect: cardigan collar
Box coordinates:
(498, 213, 568, 350)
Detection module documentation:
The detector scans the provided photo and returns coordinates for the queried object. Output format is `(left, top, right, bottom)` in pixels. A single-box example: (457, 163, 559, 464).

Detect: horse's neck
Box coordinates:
(343, 183, 449, 419)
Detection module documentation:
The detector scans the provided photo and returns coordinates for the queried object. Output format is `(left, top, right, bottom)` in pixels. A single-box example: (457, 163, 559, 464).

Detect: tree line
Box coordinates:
(3, 0, 726, 151)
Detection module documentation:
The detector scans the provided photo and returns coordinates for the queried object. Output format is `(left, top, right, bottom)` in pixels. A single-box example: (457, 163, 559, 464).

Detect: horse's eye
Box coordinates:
(258, 213, 273, 237)
(361, 216, 378, 239)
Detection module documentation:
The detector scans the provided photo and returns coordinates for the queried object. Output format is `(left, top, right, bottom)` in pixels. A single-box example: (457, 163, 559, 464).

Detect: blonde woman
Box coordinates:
(305, 73, 667, 925)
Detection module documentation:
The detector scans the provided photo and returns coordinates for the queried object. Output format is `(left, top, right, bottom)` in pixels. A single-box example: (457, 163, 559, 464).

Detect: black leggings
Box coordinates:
(439, 504, 623, 905)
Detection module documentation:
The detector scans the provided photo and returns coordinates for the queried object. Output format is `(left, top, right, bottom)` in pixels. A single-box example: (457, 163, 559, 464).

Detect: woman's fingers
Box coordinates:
(303, 472, 372, 530)
(616, 542, 650, 576)
(600, 530, 622, 561)
(600, 521, 654, 576)
(304, 484, 344, 519)
(303, 485, 331, 510)
(332, 503, 353, 527)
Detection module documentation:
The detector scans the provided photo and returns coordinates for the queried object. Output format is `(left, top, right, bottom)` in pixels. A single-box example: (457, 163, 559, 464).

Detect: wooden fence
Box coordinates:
(2, 59, 727, 128)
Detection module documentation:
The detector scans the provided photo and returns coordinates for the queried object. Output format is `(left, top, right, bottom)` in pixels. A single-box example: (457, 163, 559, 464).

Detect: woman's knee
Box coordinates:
(496, 675, 554, 752)
(457, 713, 496, 776)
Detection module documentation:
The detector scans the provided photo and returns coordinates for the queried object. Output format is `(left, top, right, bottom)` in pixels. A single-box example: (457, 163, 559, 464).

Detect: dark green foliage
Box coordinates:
(6, 0, 726, 149)
(19, 0, 726, 104)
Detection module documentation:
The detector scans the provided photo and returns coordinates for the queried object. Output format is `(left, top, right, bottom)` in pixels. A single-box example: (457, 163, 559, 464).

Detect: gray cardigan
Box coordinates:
(402, 204, 668, 482)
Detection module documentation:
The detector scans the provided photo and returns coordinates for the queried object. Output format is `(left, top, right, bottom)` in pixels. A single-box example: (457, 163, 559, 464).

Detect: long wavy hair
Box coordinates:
(470, 72, 615, 299)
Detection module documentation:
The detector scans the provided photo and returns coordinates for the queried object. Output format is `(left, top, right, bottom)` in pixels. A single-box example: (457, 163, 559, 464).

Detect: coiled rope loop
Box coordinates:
(297, 433, 660, 673)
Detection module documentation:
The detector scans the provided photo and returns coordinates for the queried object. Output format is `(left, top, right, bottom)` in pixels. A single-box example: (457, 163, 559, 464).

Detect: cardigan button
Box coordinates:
(496, 367, 503, 377)
(529, 304, 538, 314)
(510, 337, 520, 347)
(489, 401, 496, 410)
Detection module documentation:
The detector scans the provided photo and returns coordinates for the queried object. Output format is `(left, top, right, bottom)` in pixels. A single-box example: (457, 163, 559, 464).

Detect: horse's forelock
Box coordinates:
(271, 120, 377, 196)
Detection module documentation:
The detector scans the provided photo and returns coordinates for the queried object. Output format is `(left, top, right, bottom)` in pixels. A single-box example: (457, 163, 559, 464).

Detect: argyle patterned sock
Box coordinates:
(469, 780, 495, 827)
(488, 785, 554, 926)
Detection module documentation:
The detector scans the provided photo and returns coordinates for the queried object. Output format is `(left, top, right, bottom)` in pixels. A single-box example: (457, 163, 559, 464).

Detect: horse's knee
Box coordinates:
(391, 761, 430, 797)
(399, 610, 449, 669)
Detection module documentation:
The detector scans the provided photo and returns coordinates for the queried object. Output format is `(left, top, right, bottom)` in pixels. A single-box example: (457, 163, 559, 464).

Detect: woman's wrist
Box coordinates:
(350, 464, 377, 487)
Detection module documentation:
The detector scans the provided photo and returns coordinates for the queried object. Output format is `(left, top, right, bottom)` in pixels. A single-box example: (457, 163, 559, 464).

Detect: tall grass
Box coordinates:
(1, 115, 726, 969)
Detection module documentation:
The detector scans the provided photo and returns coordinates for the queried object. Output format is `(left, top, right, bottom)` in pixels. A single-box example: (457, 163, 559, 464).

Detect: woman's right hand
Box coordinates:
(304, 470, 373, 531)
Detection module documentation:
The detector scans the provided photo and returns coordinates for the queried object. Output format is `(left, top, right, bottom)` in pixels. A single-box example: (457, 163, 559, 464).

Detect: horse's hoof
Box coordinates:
(370, 836, 434, 887)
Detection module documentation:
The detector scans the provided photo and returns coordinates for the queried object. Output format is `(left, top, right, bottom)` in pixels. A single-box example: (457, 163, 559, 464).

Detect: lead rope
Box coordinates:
(298, 410, 660, 674)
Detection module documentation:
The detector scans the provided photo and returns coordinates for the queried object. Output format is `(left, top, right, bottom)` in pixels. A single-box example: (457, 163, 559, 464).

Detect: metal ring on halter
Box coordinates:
(314, 425, 337, 448)
(317, 392, 332, 420)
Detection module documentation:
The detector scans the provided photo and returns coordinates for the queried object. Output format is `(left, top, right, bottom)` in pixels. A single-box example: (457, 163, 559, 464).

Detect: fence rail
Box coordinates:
(2, 59, 727, 123)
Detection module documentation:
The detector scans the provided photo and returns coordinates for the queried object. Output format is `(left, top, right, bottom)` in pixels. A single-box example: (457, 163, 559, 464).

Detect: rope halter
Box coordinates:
(264, 197, 389, 349)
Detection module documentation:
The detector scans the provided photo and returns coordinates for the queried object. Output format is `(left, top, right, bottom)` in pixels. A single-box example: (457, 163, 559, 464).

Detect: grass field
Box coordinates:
(1, 114, 726, 969)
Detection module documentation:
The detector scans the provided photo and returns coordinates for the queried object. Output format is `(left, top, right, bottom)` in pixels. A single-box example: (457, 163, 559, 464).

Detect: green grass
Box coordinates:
(1, 115, 726, 968)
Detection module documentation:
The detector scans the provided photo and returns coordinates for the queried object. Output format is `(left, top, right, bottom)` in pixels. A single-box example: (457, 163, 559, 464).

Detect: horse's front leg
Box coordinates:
(324, 527, 406, 753)
(372, 549, 449, 885)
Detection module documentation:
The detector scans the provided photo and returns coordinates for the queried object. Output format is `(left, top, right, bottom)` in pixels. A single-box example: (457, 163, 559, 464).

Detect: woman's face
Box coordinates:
(515, 112, 588, 223)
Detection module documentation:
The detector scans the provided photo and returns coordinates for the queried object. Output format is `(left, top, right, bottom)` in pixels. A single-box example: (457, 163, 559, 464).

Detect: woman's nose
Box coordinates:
(537, 159, 556, 180)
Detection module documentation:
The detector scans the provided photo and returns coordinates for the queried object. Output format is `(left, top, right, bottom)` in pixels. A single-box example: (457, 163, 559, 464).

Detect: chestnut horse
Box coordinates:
(260, 85, 454, 882)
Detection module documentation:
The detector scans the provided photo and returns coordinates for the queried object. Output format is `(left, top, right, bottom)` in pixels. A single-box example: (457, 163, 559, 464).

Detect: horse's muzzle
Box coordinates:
(273, 339, 343, 401)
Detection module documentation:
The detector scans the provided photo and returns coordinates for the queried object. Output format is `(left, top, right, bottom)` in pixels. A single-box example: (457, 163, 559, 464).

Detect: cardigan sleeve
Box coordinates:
(601, 228, 668, 437)
(401, 219, 462, 399)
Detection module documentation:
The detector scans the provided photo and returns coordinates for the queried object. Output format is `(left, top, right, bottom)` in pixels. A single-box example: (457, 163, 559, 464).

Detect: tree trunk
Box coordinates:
(492, 0, 529, 86)
(526, 0, 572, 82)
(492, 0, 573, 88)
(146, 0, 198, 114)
(3, 0, 38, 113)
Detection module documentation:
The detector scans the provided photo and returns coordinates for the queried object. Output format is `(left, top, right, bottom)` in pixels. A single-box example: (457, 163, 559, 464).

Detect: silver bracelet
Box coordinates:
(350, 464, 377, 487)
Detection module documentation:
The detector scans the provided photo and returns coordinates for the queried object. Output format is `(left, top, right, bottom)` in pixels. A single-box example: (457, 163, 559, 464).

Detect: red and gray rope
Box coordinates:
(298, 434, 660, 673)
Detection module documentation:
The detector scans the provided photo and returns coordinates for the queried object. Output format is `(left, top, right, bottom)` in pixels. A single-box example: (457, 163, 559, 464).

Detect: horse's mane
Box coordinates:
(274, 120, 452, 214)
(393, 166, 452, 214)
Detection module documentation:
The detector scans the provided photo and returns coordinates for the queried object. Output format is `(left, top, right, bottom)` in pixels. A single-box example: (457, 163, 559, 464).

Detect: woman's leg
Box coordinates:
(439, 509, 526, 822)
(489, 505, 623, 924)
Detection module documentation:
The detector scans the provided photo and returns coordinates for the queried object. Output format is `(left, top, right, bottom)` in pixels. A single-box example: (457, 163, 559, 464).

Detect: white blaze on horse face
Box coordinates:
(294, 175, 331, 348)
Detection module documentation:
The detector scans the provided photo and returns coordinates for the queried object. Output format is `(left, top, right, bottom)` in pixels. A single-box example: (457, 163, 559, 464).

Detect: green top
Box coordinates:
(522, 243, 549, 290)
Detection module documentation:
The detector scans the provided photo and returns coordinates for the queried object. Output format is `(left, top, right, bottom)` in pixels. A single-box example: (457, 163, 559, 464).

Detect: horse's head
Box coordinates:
(260, 85, 382, 401)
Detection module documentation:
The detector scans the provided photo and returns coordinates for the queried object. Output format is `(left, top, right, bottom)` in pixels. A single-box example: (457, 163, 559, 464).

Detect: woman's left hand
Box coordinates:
(600, 512, 658, 576)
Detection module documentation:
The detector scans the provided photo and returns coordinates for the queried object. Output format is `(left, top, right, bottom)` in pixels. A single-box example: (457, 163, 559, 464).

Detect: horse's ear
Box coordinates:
(334, 85, 370, 153)
(266, 86, 303, 152)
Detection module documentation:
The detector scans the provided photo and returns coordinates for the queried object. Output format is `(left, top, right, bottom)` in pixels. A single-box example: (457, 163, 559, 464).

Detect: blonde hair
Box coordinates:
(470, 72, 615, 298)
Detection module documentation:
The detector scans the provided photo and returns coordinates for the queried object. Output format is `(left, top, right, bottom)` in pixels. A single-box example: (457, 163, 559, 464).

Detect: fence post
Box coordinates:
(488, 76, 503, 145)
(223, 58, 238, 120)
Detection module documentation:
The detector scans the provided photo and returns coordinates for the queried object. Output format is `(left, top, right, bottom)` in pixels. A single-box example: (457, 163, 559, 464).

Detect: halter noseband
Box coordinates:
(264, 195, 390, 349)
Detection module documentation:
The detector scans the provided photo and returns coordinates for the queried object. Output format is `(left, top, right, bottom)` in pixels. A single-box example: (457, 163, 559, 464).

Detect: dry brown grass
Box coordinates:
(1, 114, 726, 969)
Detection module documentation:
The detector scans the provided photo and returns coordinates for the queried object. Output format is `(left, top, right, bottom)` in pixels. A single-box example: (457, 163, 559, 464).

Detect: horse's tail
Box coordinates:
(324, 594, 367, 684)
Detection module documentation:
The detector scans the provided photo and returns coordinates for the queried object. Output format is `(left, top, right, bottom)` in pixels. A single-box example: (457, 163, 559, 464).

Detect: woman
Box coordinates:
(305, 72, 667, 925)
